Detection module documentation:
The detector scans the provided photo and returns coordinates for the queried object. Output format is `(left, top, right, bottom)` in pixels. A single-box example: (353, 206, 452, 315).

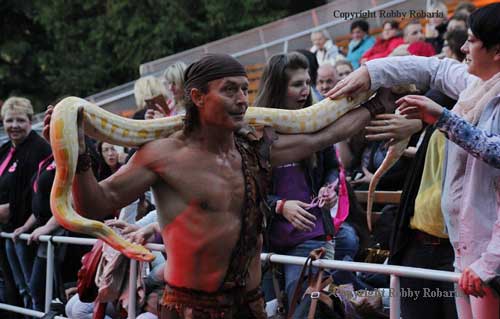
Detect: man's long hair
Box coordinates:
(183, 83, 208, 135)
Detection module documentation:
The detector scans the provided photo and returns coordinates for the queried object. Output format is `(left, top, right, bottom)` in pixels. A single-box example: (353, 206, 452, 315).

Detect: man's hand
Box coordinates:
(396, 95, 444, 125)
(326, 65, 371, 100)
(76, 106, 86, 155)
(43, 105, 86, 154)
(42, 105, 54, 142)
(459, 267, 487, 298)
(365, 114, 423, 145)
(281, 200, 317, 232)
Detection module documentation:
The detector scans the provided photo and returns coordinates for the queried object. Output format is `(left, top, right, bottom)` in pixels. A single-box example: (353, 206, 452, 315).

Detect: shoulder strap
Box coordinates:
(287, 248, 326, 318)
(287, 255, 313, 319)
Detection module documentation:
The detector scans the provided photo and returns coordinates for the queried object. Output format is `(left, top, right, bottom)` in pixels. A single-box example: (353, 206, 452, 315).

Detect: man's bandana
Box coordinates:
(184, 54, 247, 93)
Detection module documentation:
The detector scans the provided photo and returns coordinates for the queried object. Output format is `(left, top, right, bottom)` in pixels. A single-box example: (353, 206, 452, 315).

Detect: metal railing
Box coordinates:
(0, 232, 460, 319)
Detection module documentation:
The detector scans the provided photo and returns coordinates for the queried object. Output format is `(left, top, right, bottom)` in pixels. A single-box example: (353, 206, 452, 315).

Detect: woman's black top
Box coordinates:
(31, 155, 56, 226)
(0, 131, 51, 231)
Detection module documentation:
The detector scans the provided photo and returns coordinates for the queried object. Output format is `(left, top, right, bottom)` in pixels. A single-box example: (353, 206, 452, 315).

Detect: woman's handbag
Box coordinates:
(77, 239, 104, 302)
(287, 248, 345, 319)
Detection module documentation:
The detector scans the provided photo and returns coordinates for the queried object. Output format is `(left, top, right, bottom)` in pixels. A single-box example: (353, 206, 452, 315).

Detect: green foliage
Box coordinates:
(0, 0, 53, 111)
(1, 0, 323, 113)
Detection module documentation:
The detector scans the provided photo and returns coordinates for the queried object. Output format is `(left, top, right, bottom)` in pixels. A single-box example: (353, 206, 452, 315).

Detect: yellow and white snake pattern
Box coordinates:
(50, 92, 402, 261)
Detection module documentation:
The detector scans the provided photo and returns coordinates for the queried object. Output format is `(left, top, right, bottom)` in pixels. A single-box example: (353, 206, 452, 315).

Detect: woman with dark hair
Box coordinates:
(295, 49, 322, 102)
(96, 142, 122, 181)
(255, 52, 362, 311)
(327, 4, 500, 317)
(347, 20, 375, 69)
(254, 52, 312, 110)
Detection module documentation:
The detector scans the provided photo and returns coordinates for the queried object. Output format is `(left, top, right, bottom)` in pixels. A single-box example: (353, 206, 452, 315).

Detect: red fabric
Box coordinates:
(92, 301, 106, 319)
(0, 146, 15, 176)
(77, 240, 104, 302)
(408, 41, 436, 57)
(362, 36, 405, 61)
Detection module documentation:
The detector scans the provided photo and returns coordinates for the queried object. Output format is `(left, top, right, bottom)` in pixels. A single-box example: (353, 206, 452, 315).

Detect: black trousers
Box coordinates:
(399, 231, 458, 319)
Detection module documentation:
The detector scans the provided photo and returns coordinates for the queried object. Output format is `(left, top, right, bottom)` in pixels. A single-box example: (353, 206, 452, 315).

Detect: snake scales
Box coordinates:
(49, 92, 404, 261)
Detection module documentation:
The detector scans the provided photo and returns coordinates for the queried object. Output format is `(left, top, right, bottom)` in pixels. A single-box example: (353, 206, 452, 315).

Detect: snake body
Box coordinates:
(50, 91, 406, 261)
(365, 136, 410, 232)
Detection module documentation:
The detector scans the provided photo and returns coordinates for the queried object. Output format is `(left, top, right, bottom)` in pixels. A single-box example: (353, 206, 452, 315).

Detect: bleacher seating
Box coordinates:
(245, 63, 265, 105)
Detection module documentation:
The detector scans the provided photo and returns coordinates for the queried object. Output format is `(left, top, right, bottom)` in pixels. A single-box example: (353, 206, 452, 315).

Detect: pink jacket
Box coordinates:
(362, 36, 404, 61)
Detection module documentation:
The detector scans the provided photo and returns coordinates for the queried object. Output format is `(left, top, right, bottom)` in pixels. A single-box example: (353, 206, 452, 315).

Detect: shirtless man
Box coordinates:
(44, 54, 393, 318)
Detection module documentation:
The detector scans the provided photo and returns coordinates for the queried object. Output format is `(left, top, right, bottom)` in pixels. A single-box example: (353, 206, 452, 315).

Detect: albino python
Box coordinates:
(49, 92, 407, 261)
(365, 135, 410, 232)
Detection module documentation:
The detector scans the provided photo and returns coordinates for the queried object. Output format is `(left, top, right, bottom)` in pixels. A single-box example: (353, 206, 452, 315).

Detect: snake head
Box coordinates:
(122, 243, 156, 262)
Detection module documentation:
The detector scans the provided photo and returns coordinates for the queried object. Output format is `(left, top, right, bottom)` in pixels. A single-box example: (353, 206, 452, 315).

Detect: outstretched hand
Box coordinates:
(365, 114, 423, 145)
(124, 223, 158, 245)
(326, 65, 371, 100)
(105, 219, 140, 236)
(396, 95, 444, 125)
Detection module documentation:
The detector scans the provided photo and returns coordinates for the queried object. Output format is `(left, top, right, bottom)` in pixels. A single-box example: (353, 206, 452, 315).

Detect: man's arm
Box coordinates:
(73, 144, 158, 219)
(271, 106, 372, 166)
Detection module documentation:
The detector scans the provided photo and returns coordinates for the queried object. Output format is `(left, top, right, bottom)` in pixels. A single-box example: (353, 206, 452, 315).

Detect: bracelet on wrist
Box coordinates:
(76, 151, 92, 174)
(276, 199, 286, 215)
(361, 98, 386, 118)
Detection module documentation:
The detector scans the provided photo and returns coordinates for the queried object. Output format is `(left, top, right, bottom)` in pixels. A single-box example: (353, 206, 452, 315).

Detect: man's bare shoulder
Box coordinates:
(137, 131, 187, 157)
(128, 132, 187, 169)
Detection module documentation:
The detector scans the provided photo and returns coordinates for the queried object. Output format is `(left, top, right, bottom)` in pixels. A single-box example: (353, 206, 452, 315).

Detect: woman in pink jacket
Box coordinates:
(361, 20, 404, 63)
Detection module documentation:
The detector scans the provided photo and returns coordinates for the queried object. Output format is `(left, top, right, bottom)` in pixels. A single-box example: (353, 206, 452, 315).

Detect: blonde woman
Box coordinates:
(133, 76, 170, 120)
(0, 97, 51, 309)
(163, 61, 187, 116)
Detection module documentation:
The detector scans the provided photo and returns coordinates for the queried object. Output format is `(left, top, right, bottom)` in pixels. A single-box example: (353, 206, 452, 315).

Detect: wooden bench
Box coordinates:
(354, 190, 402, 205)
(245, 63, 265, 105)
(355, 190, 402, 224)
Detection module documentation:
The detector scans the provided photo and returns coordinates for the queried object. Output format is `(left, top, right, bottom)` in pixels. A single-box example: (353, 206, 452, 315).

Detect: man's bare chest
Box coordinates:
(156, 151, 246, 212)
